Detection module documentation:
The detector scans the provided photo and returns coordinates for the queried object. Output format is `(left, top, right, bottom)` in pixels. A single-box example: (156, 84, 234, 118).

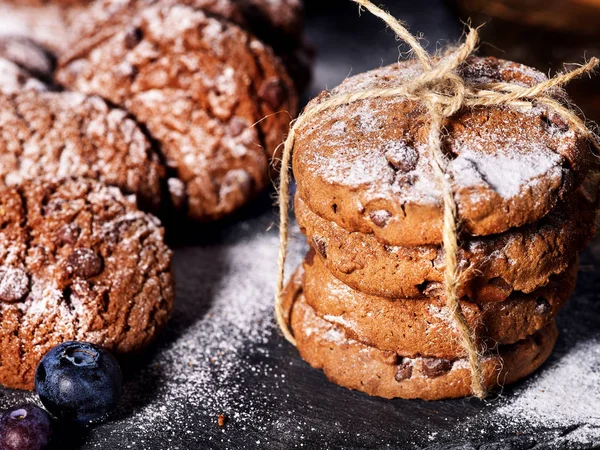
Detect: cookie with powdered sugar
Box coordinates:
(0, 178, 174, 390)
(57, 3, 298, 220)
(293, 56, 592, 246)
(0, 88, 165, 210)
(297, 252, 575, 360)
(284, 284, 558, 401)
(295, 183, 597, 301)
(0, 36, 55, 82)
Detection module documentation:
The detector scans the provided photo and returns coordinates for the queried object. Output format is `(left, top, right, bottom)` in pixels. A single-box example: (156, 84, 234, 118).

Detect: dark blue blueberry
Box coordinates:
(34, 341, 122, 425)
(0, 404, 51, 450)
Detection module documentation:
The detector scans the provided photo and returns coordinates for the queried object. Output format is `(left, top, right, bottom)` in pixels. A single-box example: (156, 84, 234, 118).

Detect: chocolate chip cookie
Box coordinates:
(57, 4, 297, 220)
(0, 178, 174, 390)
(289, 292, 558, 400)
(297, 253, 575, 359)
(0, 88, 164, 210)
(293, 57, 592, 246)
(295, 184, 596, 301)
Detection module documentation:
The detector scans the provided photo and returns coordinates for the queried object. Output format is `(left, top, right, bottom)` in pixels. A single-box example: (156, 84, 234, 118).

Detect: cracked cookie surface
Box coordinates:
(0, 178, 174, 390)
(57, 3, 297, 220)
(293, 57, 592, 246)
(295, 184, 596, 301)
(0, 89, 165, 210)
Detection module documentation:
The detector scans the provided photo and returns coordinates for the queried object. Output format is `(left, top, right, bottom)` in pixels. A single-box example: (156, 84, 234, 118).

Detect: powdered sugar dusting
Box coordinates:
(494, 339, 600, 440)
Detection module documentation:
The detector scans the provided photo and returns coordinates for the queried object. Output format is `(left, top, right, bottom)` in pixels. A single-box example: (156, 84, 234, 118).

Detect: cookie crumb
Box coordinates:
(218, 414, 227, 427)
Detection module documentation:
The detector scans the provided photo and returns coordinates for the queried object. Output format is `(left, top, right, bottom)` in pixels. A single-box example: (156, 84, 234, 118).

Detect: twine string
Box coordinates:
(274, 0, 599, 399)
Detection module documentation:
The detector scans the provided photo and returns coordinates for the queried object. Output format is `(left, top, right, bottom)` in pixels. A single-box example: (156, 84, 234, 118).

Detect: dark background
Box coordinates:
(1, 1, 599, 448)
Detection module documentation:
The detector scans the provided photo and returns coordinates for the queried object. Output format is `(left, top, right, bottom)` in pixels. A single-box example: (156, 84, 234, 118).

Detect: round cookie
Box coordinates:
(57, 3, 297, 221)
(288, 293, 558, 400)
(298, 253, 575, 359)
(295, 184, 596, 301)
(0, 178, 174, 390)
(0, 88, 165, 210)
(293, 57, 592, 246)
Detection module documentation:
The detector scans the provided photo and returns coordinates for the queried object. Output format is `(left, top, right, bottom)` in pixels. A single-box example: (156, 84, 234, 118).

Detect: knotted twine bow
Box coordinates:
(275, 0, 600, 399)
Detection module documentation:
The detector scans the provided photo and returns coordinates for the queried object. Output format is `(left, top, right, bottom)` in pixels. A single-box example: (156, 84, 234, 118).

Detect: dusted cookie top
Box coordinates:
(57, 4, 297, 220)
(0, 89, 164, 210)
(0, 178, 174, 390)
(294, 57, 591, 245)
(0, 35, 54, 94)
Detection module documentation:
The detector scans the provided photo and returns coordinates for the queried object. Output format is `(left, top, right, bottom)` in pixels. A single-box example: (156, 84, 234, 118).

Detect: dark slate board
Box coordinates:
(1, 1, 600, 449)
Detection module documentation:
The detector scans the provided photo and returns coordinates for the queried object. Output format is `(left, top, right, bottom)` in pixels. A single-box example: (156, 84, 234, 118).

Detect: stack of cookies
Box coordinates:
(282, 56, 599, 400)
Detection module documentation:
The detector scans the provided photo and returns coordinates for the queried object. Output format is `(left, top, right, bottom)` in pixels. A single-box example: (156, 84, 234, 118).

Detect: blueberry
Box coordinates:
(34, 342, 122, 425)
(0, 404, 51, 450)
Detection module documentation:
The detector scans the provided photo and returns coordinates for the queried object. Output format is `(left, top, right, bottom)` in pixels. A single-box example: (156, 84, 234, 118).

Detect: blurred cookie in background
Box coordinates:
(57, 4, 297, 221)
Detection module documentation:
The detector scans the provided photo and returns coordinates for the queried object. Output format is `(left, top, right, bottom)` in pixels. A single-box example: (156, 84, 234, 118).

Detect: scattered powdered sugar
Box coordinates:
(65, 219, 309, 448)
(493, 339, 600, 440)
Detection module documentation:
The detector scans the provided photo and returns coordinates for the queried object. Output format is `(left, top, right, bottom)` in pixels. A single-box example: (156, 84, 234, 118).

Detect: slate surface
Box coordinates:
(1, 1, 599, 449)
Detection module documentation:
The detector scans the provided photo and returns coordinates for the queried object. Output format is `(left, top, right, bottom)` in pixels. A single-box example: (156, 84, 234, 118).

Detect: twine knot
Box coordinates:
(275, 0, 600, 400)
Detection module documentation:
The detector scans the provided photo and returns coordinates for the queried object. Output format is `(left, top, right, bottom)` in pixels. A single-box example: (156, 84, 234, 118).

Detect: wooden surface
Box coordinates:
(0, 1, 599, 448)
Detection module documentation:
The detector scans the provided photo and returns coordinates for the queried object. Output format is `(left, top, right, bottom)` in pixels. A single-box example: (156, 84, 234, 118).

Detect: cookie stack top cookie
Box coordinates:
(294, 57, 592, 245)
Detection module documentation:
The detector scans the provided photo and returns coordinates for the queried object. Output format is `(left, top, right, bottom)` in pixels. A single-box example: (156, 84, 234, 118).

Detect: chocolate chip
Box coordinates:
(369, 210, 392, 228)
(395, 360, 413, 382)
(56, 223, 80, 246)
(0, 266, 29, 302)
(385, 142, 418, 172)
(421, 358, 452, 378)
(124, 27, 143, 49)
(67, 248, 103, 279)
(312, 235, 327, 259)
(258, 78, 287, 110)
(535, 298, 551, 315)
